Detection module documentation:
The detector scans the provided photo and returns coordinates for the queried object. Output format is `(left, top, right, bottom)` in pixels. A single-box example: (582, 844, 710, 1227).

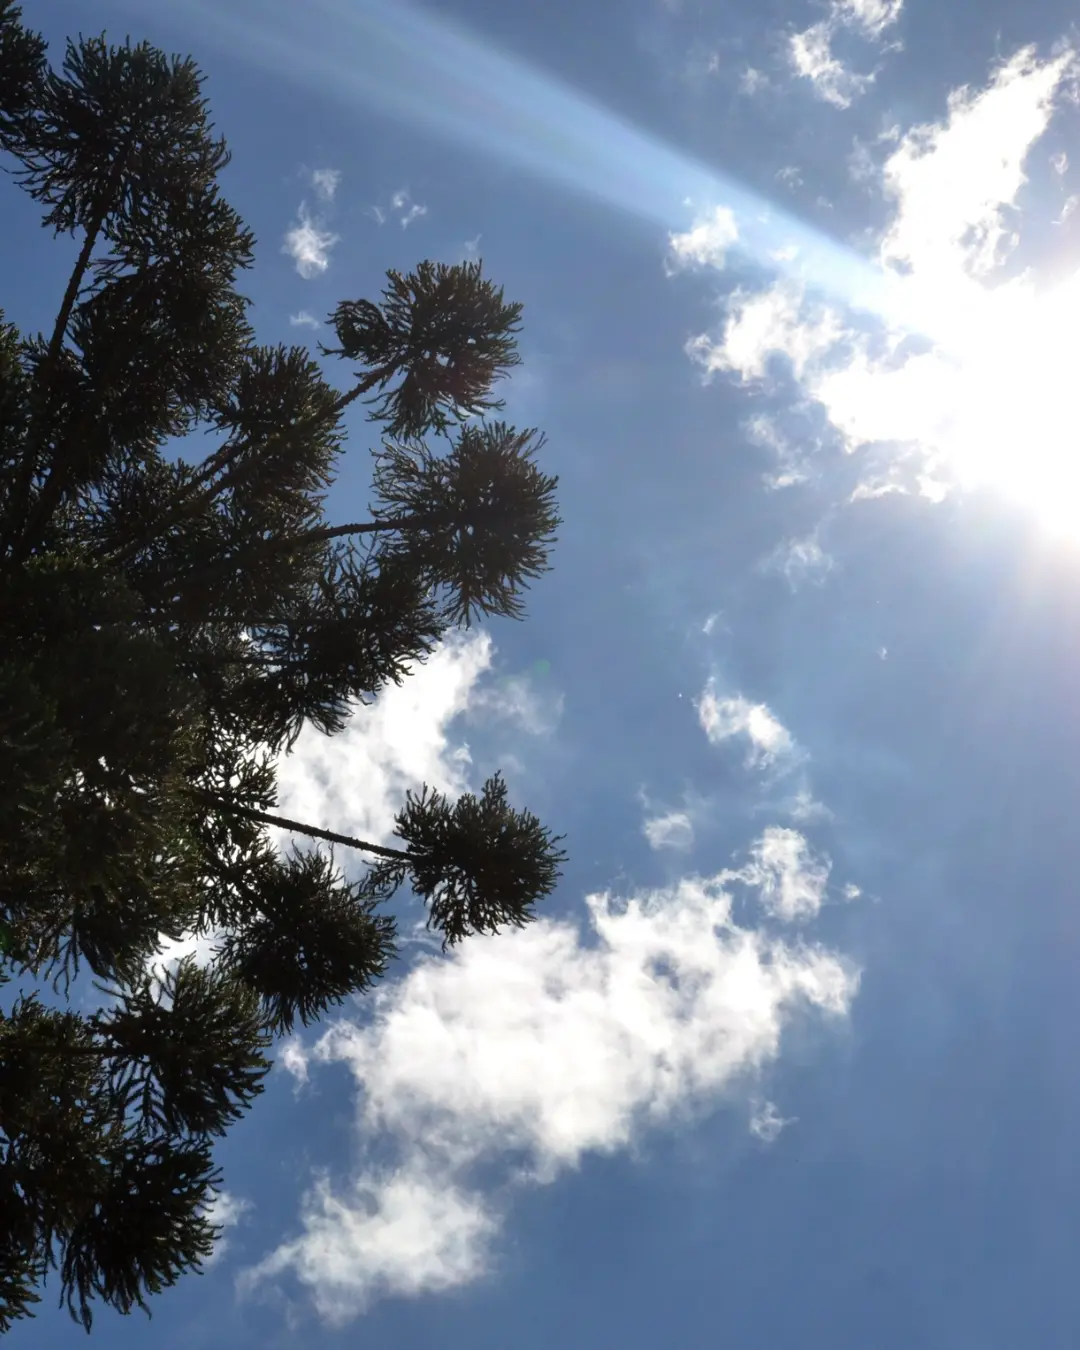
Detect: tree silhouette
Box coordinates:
(0, 3, 566, 1331)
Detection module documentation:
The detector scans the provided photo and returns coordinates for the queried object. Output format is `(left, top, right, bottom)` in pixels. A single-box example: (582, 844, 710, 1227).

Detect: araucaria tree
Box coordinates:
(0, 3, 566, 1332)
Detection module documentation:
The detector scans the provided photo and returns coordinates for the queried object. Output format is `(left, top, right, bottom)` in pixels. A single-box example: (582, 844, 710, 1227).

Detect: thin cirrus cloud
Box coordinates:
(789, 0, 903, 109)
(675, 45, 1080, 538)
(240, 859, 857, 1324)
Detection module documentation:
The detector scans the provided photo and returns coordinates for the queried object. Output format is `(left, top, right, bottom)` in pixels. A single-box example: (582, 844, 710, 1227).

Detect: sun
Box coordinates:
(913, 267, 1080, 539)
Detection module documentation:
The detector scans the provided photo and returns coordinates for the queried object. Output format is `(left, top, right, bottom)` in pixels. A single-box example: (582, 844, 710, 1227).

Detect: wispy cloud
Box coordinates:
(642, 808, 695, 851)
(282, 167, 344, 279)
(696, 684, 796, 769)
(730, 826, 832, 922)
(289, 310, 321, 329)
(241, 857, 857, 1322)
(667, 205, 739, 271)
(769, 532, 834, 588)
(310, 167, 341, 202)
(749, 1098, 797, 1142)
(371, 188, 430, 229)
(283, 203, 340, 279)
(788, 0, 903, 108)
(391, 188, 428, 228)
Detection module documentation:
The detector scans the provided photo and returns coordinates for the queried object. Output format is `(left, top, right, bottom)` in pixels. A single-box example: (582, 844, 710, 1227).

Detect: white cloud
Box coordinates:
(643, 809, 695, 851)
(789, 22, 872, 110)
(310, 167, 341, 202)
(788, 0, 903, 108)
(289, 310, 321, 329)
(733, 826, 831, 922)
(880, 47, 1070, 281)
(681, 47, 1080, 532)
(833, 0, 903, 37)
(283, 203, 340, 279)
(202, 1189, 253, 1267)
(667, 205, 739, 271)
(241, 861, 857, 1322)
(390, 189, 428, 228)
(687, 283, 844, 383)
(749, 1099, 797, 1143)
(696, 684, 796, 769)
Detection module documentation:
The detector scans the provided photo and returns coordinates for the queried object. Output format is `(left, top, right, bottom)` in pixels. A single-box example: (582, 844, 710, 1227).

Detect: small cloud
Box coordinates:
(667, 205, 739, 271)
(1052, 150, 1069, 175)
(464, 233, 482, 257)
(283, 202, 340, 279)
(844, 882, 863, 901)
(740, 66, 770, 96)
(834, 0, 903, 38)
(735, 826, 831, 922)
(749, 1099, 797, 1143)
(772, 533, 834, 588)
(782, 784, 833, 824)
(776, 165, 804, 190)
(289, 310, 321, 329)
(696, 684, 796, 769)
(789, 22, 872, 110)
(390, 188, 428, 228)
(310, 167, 342, 202)
(643, 809, 695, 851)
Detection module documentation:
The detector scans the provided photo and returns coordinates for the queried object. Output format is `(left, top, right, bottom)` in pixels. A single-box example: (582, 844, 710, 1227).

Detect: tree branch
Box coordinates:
(189, 788, 410, 861)
(99, 366, 391, 573)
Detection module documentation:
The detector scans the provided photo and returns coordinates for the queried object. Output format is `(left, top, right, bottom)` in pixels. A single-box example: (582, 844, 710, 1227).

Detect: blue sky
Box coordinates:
(9, 0, 1080, 1344)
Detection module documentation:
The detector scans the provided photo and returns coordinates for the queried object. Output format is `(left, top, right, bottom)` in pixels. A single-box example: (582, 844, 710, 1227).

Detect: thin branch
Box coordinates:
(190, 788, 409, 861)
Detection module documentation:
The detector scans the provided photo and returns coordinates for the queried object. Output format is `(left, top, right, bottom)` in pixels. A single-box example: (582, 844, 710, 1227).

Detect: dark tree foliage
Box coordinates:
(0, 3, 567, 1332)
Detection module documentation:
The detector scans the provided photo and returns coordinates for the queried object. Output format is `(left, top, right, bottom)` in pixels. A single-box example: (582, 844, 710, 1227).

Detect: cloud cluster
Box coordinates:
(241, 862, 857, 1323)
(788, 0, 903, 108)
(231, 652, 855, 1328)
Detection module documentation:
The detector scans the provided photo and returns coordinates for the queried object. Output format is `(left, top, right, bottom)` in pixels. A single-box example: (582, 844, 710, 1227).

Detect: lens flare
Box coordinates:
(152, 0, 902, 325)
